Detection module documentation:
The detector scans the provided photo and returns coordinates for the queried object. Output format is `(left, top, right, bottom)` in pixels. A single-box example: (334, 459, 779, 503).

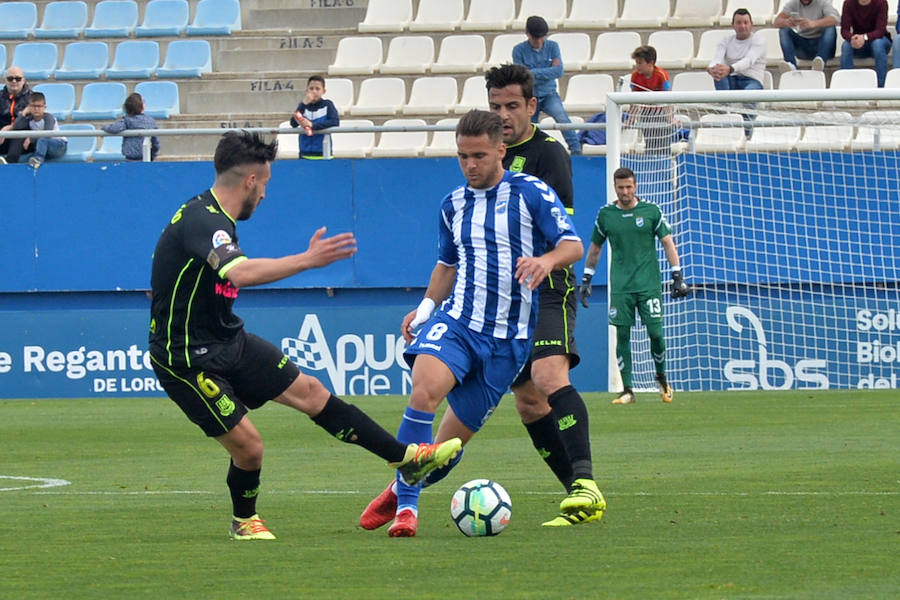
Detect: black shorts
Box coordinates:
(512, 266, 580, 387)
(151, 331, 300, 437)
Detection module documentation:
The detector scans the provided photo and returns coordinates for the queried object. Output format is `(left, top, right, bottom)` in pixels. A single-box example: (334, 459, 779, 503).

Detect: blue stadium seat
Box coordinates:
(35, 1, 88, 38)
(33, 83, 76, 121)
(156, 40, 212, 78)
(55, 42, 109, 80)
(93, 135, 126, 161)
(186, 0, 241, 35)
(0, 44, 6, 70)
(135, 81, 180, 118)
(58, 124, 97, 162)
(11, 42, 58, 80)
(136, 0, 189, 37)
(0, 3, 38, 39)
(106, 40, 159, 79)
(86, 1, 139, 38)
(72, 82, 126, 120)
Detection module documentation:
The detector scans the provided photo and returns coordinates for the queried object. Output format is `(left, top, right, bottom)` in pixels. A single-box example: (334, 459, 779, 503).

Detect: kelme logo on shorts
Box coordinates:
(216, 395, 235, 417)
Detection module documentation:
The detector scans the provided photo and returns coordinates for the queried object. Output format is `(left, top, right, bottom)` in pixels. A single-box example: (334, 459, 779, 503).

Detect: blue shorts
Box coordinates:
(404, 311, 530, 433)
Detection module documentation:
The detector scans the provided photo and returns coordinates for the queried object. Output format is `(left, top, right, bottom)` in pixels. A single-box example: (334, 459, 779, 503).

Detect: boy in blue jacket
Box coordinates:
(290, 75, 340, 159)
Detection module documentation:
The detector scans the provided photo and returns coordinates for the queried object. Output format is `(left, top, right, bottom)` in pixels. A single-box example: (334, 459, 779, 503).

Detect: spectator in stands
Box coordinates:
(840, 0, 892, 87)
(290, 75, 339, 160)
(707, 9, 767, 91)
(513, 15, 582, 155)
(0, 66, 33, 159)
(626, 45, 676, 153)
(775, 0, 840, 72)
(0, 92, 67, 168)
(102, 92, 160, 161)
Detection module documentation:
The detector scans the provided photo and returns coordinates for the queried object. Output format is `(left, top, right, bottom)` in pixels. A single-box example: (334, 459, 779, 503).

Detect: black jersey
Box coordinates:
(149, 189, 248, 369)
(502, 124, 573, 212)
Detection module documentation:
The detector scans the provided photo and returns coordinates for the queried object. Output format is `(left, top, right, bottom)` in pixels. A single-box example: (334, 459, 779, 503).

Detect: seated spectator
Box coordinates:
(775, 0, 840, 72)
(290, 75, 339, 160)
(627, 45, 676, 153)
(0, 66, 33, 157)
(707, 9, 766, 91)
(840, 0, 891, 87)
(0, 92, 67, 168)
(102, 92, 160, 161)
(513, 15, 581, 154)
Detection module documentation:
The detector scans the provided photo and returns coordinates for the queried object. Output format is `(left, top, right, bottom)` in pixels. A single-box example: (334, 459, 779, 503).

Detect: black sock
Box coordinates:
(311, 394, 406, 463)
(524, 412, 574, 491)
(227, 460, 260, 519)
(548, 385, 593, 482)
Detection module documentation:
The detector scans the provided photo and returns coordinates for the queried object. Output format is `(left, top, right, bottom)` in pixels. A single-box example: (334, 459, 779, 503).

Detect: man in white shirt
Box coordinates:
(707, 9, 767, 90)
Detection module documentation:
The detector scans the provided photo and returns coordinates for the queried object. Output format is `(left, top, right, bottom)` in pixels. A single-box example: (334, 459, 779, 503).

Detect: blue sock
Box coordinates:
(395, 407, 434, 514)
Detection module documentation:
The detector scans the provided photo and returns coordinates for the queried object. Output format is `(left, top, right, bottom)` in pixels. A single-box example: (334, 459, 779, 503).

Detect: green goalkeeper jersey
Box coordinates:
(590, 198, 672, 294)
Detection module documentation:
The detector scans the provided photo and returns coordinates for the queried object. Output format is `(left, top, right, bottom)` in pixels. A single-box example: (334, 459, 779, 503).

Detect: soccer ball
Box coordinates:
(450, 479, 512, 537)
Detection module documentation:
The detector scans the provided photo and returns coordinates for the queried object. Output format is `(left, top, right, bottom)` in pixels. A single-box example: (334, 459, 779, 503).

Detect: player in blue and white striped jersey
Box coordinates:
(359, 110, 583, 537)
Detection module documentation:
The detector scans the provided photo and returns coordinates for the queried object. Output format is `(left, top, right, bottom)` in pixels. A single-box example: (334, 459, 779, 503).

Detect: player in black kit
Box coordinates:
(485, 64, 605, 526)
(149, 131, 460, 540)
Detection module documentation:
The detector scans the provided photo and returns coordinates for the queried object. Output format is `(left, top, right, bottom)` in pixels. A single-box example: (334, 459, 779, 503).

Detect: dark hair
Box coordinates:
(307, 74, 325, 87)
(732, 8, 752, 22)
(525, 15, 548, 38)
(214, 130, 277, 175)
(29, 91, 45, 104)
(456, 110, 503, 145)
(613, 167, 636, 182)
(631, 45, 657, 64)
(123, 92, 143, 116)
(485, 63, 535, 101)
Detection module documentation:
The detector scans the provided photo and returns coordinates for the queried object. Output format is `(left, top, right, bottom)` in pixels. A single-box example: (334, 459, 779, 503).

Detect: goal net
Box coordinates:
(603, 88, 900, 392)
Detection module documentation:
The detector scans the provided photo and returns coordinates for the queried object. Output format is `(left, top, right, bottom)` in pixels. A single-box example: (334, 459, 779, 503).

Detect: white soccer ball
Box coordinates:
(450, 479, 512, 537)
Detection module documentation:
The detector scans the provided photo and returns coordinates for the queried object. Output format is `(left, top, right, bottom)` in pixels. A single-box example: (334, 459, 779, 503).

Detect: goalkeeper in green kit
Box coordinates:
(579, 167, 690, 404)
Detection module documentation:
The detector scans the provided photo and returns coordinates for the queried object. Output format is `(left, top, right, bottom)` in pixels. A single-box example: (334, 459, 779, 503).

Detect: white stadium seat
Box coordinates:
(348, 77, 406, 116)
(409, 0, 463, 32)
(851, 111, 900, 150)
(331, 119, 375, 158)
(275, 120, 299, 159)
(549, 32, 591, 71)
(431, 35, 486, 73)
(460, 0, 515, 31)
(617, 0, 669, 28)
(647, 30, 695, 70)
(371, 118, 429, 157)
(380, 36, 435, 75)
(692, 29, 731, 68)
(514, 0, 567, 29)
(564, 0, 618, 29)
(402, 77, 459, 115)
(487, 34, 526, 66)
(454, 75, 489, 113)
(671, 71, 716, 92)
(328, 37, 383, 75)
(357, 0, 412, 33)
(670, 0, 723, 27)
(563, 73, 614, 112)
(745, 114, 801, 152)
(588, 32, 641, 70)
(720, 0, 776, 25)
(795, 111, 855, 151)
(324, 78, 354, 115)
(692, 113, 747, 152)
(424, 117, 460, 157)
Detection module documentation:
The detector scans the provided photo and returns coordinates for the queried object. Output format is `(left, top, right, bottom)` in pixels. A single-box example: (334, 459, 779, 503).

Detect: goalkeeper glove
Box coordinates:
(579, 273, 593, 308)
(671, 270, 690, 299)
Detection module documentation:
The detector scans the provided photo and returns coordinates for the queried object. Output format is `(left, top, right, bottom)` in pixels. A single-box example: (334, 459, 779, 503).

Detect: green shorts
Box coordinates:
(609, 290, 663, 327)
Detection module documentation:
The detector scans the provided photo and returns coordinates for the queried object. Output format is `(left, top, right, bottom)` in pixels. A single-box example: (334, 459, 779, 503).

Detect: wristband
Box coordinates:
(583, 267, 595, 276)
(672, 266, 681, 274)
(415, 297, 435, 320)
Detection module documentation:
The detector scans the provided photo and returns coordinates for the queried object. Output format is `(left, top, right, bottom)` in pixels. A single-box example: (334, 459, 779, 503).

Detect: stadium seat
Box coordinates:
(454, 75, 489, 113)
(796, 111, 854, 151)
(331, 119, 375, 158)
(106, 40, 159, 79)
(877, 68, 900, 107)
(0, 2, 37, 39)
(720, 0, 776, 25)
(691, 29, 731, 68)
(757, 28, 784, 66)
(380, 36, 435, 75)
(582, 127, 643, 155)
(136, 0, 189, 37)
(460, 0, 515, 31)
(55, 42, 109, 80)
(57, 124, 97, 161)
(371, 118, 428, 157)
(617, 0, 669, 28)
(669, 0, 723, 27)
(324, 78, 354, 115)
(671, 71, 716, 92)
(33, 83, 76, 121)
(851, 111, 900, 150)
(409, 0, 464, 32)
(423, 117, 459, 157)
(348, 77, 406, 116)
(358, 0, 412, 33)
(778, 69, 826, 91)
(275, 120, 299, 160)
(431, 35, 486, 74)
(0, 44, 6, 70)
(647, 31, 695, 70)
(86, 0, 138, 37)
(549, 33, 591, 71)
(824, 68, 878, 108)
(487, 34, 526, 67)
(540, 115, 583, 146)
(402, 77, 458, 115)
(186, 0, 242, 36)
(135, 80, 180, 118)
(156, 40, 212, 78)
(514, 0, 567, 29)
(93, 135, 126, 161)
(588, 32, 641, 70)
(564, 0, 618, 29)
(35, 1, 88, 38)
(328, 37, 383, 76)
(692, 113, 747, 152)
(11, 42, 58, 79)
(563, 73, 614, 113)
(745, 114, 801, 151)
(72, 82, 127, 120)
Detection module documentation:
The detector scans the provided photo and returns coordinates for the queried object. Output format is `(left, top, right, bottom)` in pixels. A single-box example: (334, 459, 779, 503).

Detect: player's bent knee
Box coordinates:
(278, 374, 329, 415)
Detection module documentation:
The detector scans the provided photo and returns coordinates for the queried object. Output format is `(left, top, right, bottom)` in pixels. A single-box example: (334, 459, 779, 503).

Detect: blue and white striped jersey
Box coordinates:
(437, 170, 580, 340)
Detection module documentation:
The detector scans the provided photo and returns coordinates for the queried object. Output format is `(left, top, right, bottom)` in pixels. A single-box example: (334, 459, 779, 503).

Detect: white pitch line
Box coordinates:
(0, 475, 72, 492)
(22, 489, 900, 497)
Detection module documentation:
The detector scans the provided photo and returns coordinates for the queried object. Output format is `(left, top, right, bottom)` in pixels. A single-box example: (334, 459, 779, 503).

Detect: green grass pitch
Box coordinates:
(1, 390, 897, 599)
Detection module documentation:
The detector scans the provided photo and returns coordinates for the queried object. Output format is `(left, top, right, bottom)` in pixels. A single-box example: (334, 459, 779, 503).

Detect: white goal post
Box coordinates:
(602, 88, 900, 392)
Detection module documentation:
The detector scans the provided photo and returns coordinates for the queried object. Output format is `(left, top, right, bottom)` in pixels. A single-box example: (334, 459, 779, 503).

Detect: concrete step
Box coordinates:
(244, 3, 367, 31)
(216, 48, 334, 73)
